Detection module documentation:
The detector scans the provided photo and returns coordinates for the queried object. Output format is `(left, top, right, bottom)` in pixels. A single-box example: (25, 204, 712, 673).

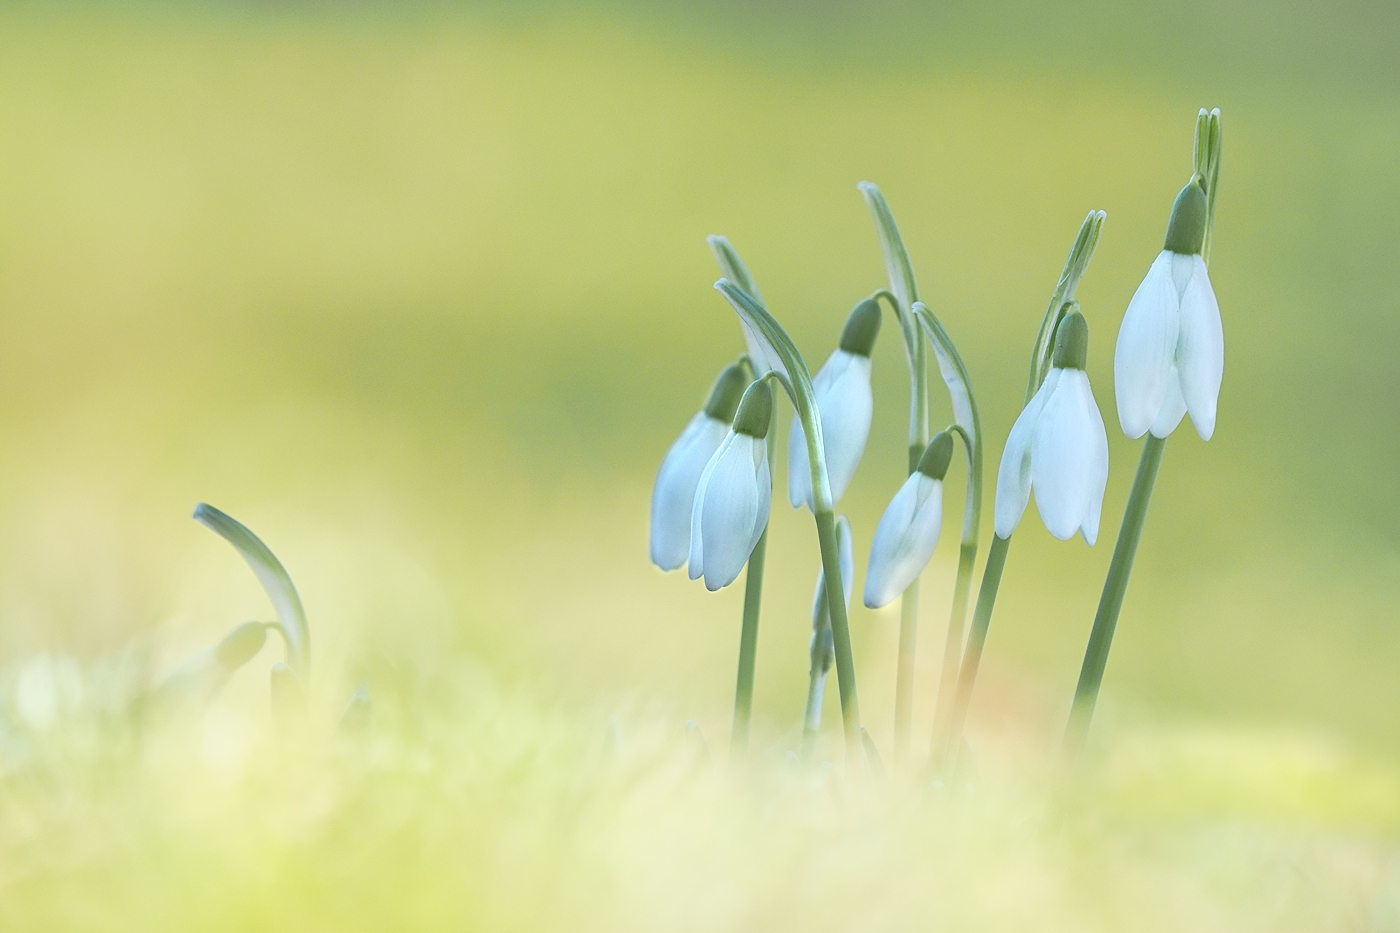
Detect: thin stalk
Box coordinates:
(1063, 434, 1165, 759)
(730, 526, 768, 754)
(800, 661, 827, 760)
(816, 507, 861, 757)
(876, 289, 930, 769)
(714, 282, 861, 763)
(937, 533, 1011, 774)
(930, 542, 976, 755)
(731, 411, 777, 756)
(1062, 109, 1220, 758)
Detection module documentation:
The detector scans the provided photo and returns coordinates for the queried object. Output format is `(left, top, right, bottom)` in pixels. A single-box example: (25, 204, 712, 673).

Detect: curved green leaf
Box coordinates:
(913, 303, 983, 547)
(713, 279, 836, 509)
(858, 182, 920, 372)
(194, 503, 310, 680)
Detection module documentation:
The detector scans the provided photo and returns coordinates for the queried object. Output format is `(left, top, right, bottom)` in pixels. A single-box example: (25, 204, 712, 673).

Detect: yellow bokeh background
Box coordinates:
(2, 10, 1400, 924)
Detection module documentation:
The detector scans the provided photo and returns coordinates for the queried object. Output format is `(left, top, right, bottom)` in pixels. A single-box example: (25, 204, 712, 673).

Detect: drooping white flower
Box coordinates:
(995, 311, 1109, 545)
(1114, 180, 1223, 440)
(788, 299, 880, 511)
(688, 381, 774, 591)
(649, 363, 749, 571)
(864, 432, 952, 609)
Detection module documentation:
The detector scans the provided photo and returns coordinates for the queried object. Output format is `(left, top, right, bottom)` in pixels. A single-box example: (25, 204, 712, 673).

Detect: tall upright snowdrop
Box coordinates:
(860, 183, 982, 769)
(933, 211, 1108, 773)
(649, 362, 751, 572)
(1065, 109, 1224, 759)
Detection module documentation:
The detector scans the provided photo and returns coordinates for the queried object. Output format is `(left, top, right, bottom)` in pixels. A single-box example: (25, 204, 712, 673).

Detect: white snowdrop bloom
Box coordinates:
(649, 364, 749, 571)
(864, 432, 953, 609)
(1114, 180, 1223, 440)
(789, 299, 881, 510)
(688, 381, 774, 591)
(995, 312, 1110, 545)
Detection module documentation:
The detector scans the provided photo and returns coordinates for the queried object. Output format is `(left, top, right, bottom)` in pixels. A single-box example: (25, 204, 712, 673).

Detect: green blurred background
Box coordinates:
(0, 1, 1397, 763)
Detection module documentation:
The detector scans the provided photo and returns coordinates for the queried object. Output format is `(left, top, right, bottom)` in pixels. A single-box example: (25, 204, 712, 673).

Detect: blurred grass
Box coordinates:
(0, 0, 1397, 801)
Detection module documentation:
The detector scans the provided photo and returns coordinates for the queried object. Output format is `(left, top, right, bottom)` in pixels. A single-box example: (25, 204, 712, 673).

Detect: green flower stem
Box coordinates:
(930, 542, 976, 757)
(815, 506, 860, 756)
(731, 526, 768, 754)
(715, 281, 862, 762)
(937, 532, 1011, 774)
(1063, 435, 1164, 759)
(800, 656, 827, 760)
(1063, 109, 1219, 759)
(731, 395, 776, 756)
(875, 286, 930, 769)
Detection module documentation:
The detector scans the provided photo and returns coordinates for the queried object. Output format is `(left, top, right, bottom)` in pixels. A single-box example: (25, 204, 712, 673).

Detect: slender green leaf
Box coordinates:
(194, 503, 310, 680)
(1026, 211, 1105, 402)
(913, 303, 983, 547)
(857, 182, 920, 370)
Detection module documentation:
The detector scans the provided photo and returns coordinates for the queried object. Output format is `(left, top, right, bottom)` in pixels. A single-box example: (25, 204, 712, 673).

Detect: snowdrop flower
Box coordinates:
(1114, 179, 1223, 440)
(995, 311, 1109, 544)
(788, 299, 881, 510)
(649, 363, 750, 571)
(689, 381, 774, 591)
(864, 431, 953, 609)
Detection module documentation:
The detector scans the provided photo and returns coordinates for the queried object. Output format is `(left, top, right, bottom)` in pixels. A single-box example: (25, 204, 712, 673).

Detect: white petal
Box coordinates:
(994, 370, 1057, 539)
(1114, 251, 1180, 439)
(650, 414, 729, 571)
(687, 436, 728, 580)
(1148, 365, 1187, 439)
(814, 352, 874, 506)
(789, 351, 874, 510)
(1076, 375, 1110, 546)
(1175, 254, 1224, 440)
(1031, 369, 1101, 541)
(864, 475, 943, 609)
(698, 435, 770, 591)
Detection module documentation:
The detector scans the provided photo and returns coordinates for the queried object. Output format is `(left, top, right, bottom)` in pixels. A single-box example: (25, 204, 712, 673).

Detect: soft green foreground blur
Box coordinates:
(1, 2, 1399, 926)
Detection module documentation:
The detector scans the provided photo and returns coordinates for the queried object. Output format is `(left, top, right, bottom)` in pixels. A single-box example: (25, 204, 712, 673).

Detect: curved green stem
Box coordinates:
(715, 283, 862, 761)
(937, 533, 1011, 776)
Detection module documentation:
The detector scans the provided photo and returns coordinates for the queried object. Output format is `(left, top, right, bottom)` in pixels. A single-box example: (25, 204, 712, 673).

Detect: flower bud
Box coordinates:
(1162, 179, 1208, 256)
(916, 431, 954, 480)
(732, 380, 773, 439)
(1051, 310, 1089, 371)
(838, 299, 882, 357)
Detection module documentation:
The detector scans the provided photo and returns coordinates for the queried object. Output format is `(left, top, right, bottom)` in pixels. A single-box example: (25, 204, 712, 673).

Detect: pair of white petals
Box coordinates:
(995, 367, 1109, 544)
(688, 432, 771, 591)
(1115, 250, 1224, 441)
(649, 412, 732, 572)
(863, 472, 944, 609)
(788, 350, 873, 511)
